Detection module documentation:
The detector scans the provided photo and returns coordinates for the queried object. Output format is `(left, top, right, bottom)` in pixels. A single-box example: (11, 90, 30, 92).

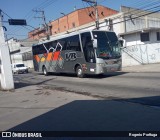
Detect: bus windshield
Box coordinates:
(92, 31, 121, 59)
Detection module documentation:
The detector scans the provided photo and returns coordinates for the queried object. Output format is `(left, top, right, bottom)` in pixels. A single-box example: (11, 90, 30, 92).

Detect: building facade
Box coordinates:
(7, 38, 22, 64)
(119, 6, 160, 67)
(28, 5, 118, 40)
(6, 38, 37, 68)
(27, 5, 160, 68)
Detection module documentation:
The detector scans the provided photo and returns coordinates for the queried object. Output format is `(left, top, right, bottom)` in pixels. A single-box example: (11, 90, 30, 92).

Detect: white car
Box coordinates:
(12, 63, 28, 74)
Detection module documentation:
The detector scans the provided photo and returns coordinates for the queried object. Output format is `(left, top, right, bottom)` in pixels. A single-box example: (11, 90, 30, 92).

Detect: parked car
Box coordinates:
(12, 63, 28, 74)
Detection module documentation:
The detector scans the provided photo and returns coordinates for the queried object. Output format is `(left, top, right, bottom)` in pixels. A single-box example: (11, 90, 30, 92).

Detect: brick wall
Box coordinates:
(29, 5, 118, 40)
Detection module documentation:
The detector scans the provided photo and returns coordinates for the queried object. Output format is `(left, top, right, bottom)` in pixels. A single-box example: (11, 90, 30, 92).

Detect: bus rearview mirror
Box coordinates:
(119, 40, 124, 47)
(93, 39, 97, 48)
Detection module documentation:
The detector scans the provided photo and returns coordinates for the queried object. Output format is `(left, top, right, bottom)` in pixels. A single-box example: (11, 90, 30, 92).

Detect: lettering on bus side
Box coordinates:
(65, 52, 77, 61)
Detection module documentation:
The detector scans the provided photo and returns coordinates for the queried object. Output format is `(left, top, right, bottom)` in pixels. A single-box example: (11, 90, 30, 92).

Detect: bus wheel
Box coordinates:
(76, 66, 85, 78)
(42, 66, 48, 76)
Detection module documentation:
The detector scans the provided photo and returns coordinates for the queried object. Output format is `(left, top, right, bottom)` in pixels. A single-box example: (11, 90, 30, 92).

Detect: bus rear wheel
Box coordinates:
(42, 66, 48, 76)
(76, 66, 85, 78)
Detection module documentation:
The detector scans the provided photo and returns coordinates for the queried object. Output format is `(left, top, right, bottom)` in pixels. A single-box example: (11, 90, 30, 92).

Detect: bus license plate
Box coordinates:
(110, 67, 116, 71)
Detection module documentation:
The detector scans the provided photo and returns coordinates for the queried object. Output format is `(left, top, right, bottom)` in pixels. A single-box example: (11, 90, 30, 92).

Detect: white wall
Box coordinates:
(7, 38, 20, 52)
(23, 60, 34, 69)
(122, 30, 160, 67)
(10, 54, 23, 64)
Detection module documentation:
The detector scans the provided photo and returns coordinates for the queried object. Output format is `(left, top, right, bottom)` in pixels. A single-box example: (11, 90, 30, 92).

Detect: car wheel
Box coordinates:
(25, 70, 28, 73)
(42, 66, 48, 76)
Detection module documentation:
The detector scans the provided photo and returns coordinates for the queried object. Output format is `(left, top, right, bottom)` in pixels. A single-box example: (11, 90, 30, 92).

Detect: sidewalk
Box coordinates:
(122, 63, 160, 73)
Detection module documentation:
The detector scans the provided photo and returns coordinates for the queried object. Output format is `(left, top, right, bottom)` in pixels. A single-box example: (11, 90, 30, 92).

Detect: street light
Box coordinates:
(60, 12, 65, 16)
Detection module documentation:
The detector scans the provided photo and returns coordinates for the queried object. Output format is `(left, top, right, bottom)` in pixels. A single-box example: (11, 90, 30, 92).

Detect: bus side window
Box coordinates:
(39, 44, 47, 54)
(33, 45, 41, 55)
(45, 42, 51, 52)
(60, 39, 67, 51)
(66, 37, 71, 51)
(48, 41, 57, 52)
(66, 35, 81, 52)
(32, 46, 37, 55)
(71, 35, 81, 51)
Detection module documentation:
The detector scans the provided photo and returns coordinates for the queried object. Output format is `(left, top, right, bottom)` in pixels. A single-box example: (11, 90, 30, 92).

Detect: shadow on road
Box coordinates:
(45, 72, 128, 79)
(8, 99, 160, 139)
(118, 95, 160, 107)
(14, 78, 55, 89)
(14, 82, 33, 89)
(88, 72, 128, 79)
(14, 72, 128, 89)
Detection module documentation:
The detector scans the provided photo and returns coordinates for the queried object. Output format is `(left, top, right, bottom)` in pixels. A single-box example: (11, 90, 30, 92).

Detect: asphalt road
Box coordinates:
(0, 71, 160, 140)
(14, 71, 160, 108)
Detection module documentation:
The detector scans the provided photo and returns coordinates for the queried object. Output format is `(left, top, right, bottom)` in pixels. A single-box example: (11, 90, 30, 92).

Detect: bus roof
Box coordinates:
(32, 29, 115, 47)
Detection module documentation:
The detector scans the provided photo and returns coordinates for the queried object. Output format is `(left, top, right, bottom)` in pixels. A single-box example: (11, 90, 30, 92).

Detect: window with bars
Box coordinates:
(140, 32, 150, 42)
(157, 32, 160, 41)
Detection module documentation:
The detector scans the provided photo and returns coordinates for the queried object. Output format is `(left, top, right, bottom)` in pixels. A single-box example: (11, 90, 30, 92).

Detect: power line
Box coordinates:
(82, 1, 95, 22)
(6, 33, 27, 36)
(38, 0, 59, 9)
(123, 0, 160, 16)
(106, 0, 160, 22)
(82, 0, 99, 29)
(1, 10, 32, 31)
(5, 0, 59, 36)
(112, 7, 160, 26)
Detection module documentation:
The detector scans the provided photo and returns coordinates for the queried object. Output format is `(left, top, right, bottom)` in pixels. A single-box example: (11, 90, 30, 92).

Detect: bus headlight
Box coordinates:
(97, 63, 105, 67)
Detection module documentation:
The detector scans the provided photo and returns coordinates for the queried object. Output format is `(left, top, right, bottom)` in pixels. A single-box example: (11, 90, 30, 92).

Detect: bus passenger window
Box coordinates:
(60, 39, 67, 51)
(66, 35, 81, 52)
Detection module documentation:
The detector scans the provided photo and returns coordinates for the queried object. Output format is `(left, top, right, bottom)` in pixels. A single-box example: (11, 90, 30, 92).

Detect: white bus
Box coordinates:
(32, 30, 122, 78)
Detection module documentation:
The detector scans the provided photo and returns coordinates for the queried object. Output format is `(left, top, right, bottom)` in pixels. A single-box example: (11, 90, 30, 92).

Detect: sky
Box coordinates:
(0, 0, 152, 40)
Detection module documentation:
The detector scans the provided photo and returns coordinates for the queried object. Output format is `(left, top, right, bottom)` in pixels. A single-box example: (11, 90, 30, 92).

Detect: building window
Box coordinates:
(72, 22, 75, 28)
(157, 32, 160, 41)
(22, 52, 33, 61)
(140, 32, 150, 42)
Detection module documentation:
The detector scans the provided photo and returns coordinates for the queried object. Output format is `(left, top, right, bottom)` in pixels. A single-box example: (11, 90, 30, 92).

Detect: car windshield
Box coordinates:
(16, 64, 25, 67)
(92, 31, 121, 59)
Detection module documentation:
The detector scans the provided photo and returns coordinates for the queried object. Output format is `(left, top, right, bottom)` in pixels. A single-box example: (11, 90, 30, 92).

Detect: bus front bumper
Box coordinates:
(95, 63, 122, 74)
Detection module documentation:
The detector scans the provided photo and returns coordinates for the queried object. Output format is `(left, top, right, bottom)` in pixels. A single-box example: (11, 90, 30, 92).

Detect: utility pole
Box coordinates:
(82, 0, 99, 29)
(94, 0, 99, 29)
(33, 10, 50, 37)
(0, 9, 14, 90)
(33, 10, 47, 27)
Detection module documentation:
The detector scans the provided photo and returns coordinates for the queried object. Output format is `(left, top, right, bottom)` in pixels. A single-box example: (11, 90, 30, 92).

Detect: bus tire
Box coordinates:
(42, 66, 48, 76)
(76, 65, 85, 78)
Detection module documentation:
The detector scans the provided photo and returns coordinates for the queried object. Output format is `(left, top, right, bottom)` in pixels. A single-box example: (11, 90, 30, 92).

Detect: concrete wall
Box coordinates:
(6, 39, 35, 68)
(149, 17, 160, 28)
(7, 38, 21, 64)
(10, 54, 23, 64)
(20, 47, 34, 68)
(125, 17, 160, 33)
(7, 38, 20, 52)
(120, 6, 160, 67)
(23, 60, 33, 69)
(122, 30, 160, 67)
